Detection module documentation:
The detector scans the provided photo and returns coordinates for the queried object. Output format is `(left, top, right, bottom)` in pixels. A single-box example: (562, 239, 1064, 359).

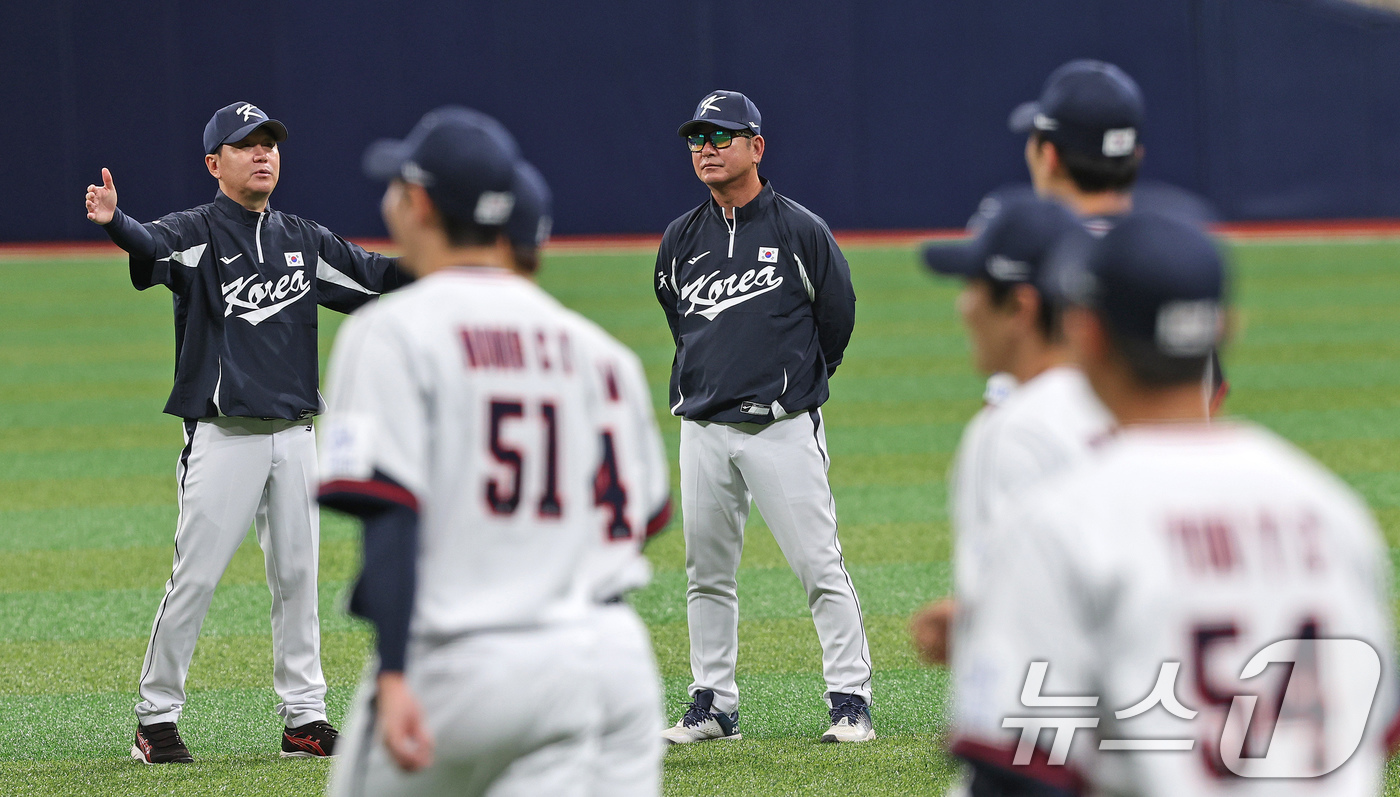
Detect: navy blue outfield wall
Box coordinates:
(5, 0, 1400, 241)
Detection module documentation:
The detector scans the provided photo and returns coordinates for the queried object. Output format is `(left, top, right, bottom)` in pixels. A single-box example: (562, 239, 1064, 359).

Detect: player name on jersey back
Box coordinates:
(320, 267, 618, 637)
(952, 422, 1396, 796)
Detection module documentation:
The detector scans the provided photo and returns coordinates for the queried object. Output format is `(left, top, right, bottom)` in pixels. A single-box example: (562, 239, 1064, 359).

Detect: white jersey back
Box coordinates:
(950, 366, 1113, 610)
(565, 310, 672, 602)
(954, 423, 1396, 796)
(319, 268, 605, 637)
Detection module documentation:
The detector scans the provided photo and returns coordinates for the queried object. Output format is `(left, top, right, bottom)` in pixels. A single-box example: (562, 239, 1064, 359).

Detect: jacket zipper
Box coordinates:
(255, 211, 265, 263)
(724, 210, 736, 258)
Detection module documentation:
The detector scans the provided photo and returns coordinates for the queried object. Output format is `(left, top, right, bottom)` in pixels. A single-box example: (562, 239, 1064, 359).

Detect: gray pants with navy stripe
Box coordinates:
(135, 416, 328, 727)
(680, 411, 872, 714)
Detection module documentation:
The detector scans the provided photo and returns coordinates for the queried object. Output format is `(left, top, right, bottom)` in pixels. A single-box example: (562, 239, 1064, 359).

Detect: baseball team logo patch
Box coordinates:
(758, 247, 779, 263)
(285, 252, 304, 268)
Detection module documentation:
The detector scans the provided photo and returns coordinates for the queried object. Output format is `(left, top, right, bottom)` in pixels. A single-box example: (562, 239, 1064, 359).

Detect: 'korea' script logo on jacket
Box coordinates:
(221, 270, 313, 326)
(680, 266, 783, 320)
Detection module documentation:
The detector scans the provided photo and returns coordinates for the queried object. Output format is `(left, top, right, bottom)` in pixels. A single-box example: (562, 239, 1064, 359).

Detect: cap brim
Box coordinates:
(214, 119, 288, 153)
(921, 240, 981, 278)
(677, 119, 753, 137)
(362, 139, 413, 182)
(1008, 101, 1041, 133)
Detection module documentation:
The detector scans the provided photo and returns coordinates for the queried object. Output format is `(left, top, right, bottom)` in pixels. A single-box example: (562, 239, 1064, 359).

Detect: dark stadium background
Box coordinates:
(5, 0, 1400, 241)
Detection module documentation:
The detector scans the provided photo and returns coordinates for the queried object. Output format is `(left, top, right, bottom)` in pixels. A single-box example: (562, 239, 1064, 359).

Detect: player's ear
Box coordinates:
(750, 134, 764, 164)
(205, 152, 220, 179)
(1043, 141, 1063, 177)
(1011, 283, 1041, 326)
(401, 183, 436, 226)
(1062, 306, 1103, 365)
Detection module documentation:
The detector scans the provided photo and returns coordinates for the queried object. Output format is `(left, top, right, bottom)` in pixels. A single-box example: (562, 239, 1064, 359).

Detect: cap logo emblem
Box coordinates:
(699, 94, 724, 116)
(401, 161, 435, 187)
(1033, 113, 1059, 131)
(474, 191, 515, 226)
(1156, 299, 1221, 356)
(235, 103, 264, 122)
(1103, 128, 1136, 157)
(987, 255, 1031, 282)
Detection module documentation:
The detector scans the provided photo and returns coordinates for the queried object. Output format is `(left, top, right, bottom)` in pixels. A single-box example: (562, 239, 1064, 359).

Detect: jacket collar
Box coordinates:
(213, 191, 270, 225)
(708, 178, 774, 224)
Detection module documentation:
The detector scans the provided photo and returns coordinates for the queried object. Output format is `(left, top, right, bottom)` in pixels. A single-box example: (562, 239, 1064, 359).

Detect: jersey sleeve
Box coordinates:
(951, 487, 1100, 793)
(317, 310, 430, 514)
(653, 227, 681, 344)
(130, 210, 204, 293)
(313, 224, 412, 314)
(795, 217, 856, 375)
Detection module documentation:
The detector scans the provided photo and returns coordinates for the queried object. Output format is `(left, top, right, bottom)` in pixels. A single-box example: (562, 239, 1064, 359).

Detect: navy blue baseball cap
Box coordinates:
(1052, 212, 1226, 357)
(204, 102, 288, 155)
(506, 160, 552, 250)
(1009, 60, 1144, 159)
(922, 192, 1081, 290)
(677, 90, 762, 137)
(363, 106, 519, 228)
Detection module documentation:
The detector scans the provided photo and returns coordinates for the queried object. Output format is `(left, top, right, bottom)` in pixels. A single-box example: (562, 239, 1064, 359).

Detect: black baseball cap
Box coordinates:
(1009, 60, 1144, 159)
(677, 90, 762, 137)
(922, 192, 1081, 290)
(1051, 212, 1226, 357)
(506, 160, 553, 250)
(204, 102, 288, 155)
(363, 106, 519, 228)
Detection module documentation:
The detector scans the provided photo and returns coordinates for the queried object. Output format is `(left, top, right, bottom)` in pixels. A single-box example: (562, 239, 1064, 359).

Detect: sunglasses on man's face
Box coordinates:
(686, 129, 753, 153)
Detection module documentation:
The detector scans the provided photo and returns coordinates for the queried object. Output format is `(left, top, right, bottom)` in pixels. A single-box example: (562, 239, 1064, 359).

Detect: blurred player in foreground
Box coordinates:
(319, 107, 645, 795)
(1009, 59, 1227, 414)
(949, 212, 1396, 796)
(655, 89, 871, 745)
(507, 158, 673, 795)
(909, 198, 1112, 677)
(85, 101, 410, 763)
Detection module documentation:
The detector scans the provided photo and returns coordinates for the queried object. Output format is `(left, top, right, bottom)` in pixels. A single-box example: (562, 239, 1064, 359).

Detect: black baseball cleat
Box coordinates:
(131, 721, 194, 764)
(281, 720, 339, 758)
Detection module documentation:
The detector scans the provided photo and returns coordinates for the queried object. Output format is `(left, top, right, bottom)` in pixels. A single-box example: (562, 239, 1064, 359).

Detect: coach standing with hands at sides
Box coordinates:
(655, 90, 872, 745)
(84, 102, 410, 764)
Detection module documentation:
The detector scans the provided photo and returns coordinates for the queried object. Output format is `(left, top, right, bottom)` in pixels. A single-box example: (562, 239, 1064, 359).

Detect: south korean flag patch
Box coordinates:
(758, 247, 779, 263)
(285, 251, 304, 269)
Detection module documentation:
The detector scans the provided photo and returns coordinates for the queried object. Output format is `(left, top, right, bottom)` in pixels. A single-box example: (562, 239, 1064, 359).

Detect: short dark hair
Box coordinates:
(1103, 322, 1210, 387)
(440, 213, 505, 248)
(1033, 132, 1141, 193)
(985, 279, 1063, 342)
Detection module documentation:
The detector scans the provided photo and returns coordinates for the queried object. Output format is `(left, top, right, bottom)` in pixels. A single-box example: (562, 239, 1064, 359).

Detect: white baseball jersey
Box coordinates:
(953, 422, 1397, 796)
(565, 311, 673, 602)
(319, 267, 610, 636)
(949, 366, 1112, 611)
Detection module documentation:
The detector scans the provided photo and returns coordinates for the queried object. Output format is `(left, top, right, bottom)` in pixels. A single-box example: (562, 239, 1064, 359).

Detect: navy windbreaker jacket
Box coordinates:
(128, 192, 410, 420)
(654, 180, 856, 425)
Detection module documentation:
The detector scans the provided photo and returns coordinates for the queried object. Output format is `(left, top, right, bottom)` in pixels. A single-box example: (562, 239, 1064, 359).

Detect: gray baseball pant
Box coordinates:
(328, 623, 599, 797)
(680, 410, 873, 714)
(135, 416, 328, 726)
(589, 602, 662, 796)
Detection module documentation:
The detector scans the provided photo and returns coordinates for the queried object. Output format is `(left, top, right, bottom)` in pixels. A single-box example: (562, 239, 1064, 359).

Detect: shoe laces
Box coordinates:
(145, 724, 185, 746)
(829, 699, 867, 726)
(678, 699, 713, 728)
(293, 720, 338, 738)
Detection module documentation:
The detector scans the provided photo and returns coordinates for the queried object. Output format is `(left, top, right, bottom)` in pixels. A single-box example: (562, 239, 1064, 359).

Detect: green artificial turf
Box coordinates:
(0, 237, 1398, 795)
